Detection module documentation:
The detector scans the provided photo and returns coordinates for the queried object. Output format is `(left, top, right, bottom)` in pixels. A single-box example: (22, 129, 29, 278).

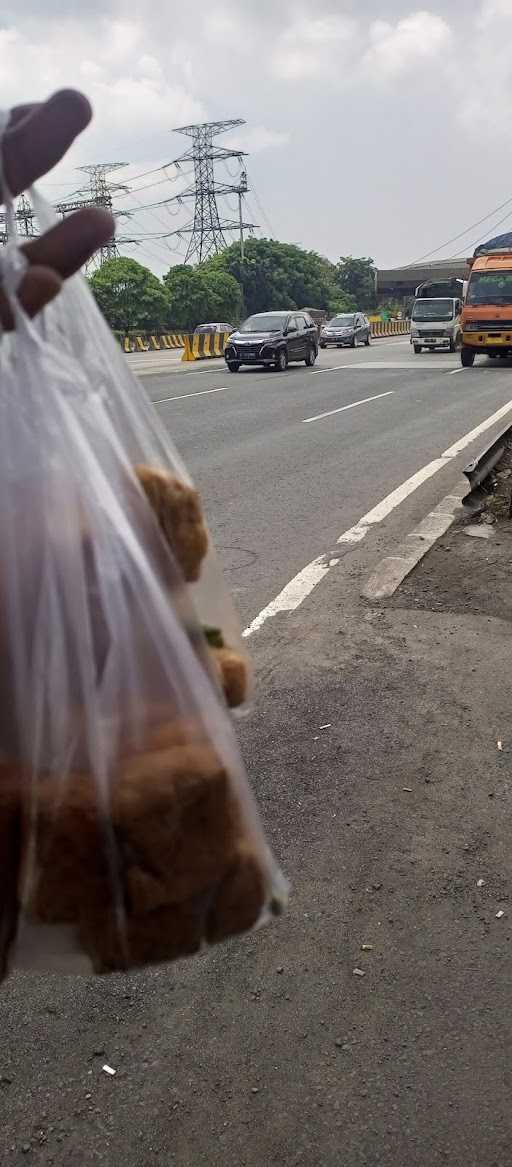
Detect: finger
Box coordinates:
(0, 265, 62, 330)
(8, 104, 40, 128)
(23, 207, 115, 279)
(2, 90, 92, 198)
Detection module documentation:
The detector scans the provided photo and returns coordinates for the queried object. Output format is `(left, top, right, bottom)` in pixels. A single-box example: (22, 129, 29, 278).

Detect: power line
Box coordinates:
(245, 168, 276, 238)
(114, 165, 192, 200)
(448, 206, 512, 260)
(402, 191, 512, 268)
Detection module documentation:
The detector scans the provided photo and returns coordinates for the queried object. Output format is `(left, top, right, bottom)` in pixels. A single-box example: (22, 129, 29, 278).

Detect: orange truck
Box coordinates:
(461, 232, 512, 366)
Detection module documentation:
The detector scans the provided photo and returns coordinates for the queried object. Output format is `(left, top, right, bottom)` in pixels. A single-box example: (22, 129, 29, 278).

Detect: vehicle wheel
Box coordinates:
(227, 361, 240, 373)
(413, 345, 422, 354)
(365, 333, 371, 346)
(449, 338, 456, 353)
(319, 342, 326, 349)
(461, 347, 475, 367)
(305, 346, 317, 367)
(275, 348, 288, 372)
(350, 336, 356, 348)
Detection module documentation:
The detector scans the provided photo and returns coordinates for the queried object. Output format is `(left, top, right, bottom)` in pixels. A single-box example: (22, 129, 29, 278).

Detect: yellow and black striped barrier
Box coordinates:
(121, 333, 186, 353)
(370, 320, 410, 337)
(181, 332, 229, 362)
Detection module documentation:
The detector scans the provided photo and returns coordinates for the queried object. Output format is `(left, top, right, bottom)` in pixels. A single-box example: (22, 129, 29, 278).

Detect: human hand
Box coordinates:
(0, 89, 114, 329)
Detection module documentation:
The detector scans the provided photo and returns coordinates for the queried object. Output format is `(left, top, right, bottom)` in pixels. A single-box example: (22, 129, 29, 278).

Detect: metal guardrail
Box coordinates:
(462, 424, 512, 508)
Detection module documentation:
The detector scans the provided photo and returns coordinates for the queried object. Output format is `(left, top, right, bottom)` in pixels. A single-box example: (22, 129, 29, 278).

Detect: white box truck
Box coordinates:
(410, 278, 465, 354)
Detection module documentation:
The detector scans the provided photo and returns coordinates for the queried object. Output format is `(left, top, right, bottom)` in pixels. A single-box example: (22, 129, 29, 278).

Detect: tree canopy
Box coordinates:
(336, 256, 376, 312)
(89, 257, 171, 332)
(201, 238, 349, 317)
(88, 246, 377, 334)
(163, 265, 242, 331)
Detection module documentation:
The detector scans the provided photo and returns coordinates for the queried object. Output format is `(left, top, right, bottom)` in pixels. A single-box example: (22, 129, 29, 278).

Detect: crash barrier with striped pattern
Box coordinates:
(115, 332, 186, 353)
(181, 332, 230, 361)
(370, 319, 410, 337)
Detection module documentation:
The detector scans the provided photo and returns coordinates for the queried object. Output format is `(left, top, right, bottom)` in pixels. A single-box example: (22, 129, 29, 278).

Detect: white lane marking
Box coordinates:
(313, 364, 353, 374)
(303, 391, 394, 425)
(242, 558, 330, 638)
(447, 367, 465, 376)
(339, 459, 446, 539)
(142, 367, 226, 380)
(242, 397, 512, 637)
(442, 400, 512, 456)
(363, 486, 465, 600)
(153, 386, 228, 404)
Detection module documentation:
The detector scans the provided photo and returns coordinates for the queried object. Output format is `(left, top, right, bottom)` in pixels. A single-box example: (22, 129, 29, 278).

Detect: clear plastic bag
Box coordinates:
(0, 134, 287, 978)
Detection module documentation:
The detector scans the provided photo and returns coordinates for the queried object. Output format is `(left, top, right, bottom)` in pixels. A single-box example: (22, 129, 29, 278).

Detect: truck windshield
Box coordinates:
(411, 299, 454, 321)
(466, 271, 512, 306)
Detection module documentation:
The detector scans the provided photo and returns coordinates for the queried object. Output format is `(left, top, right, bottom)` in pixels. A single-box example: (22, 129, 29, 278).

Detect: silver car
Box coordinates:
(319, 313, 371, 348)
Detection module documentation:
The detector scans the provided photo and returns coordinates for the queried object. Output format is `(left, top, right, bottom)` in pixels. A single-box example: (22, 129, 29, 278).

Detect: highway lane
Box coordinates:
(122, 336, 410, 380)
(134, 343, 512, 628)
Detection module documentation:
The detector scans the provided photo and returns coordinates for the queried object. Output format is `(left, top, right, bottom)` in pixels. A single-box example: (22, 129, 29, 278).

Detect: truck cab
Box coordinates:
(410, 296, 463, 353)
(461, 245, 512, 366)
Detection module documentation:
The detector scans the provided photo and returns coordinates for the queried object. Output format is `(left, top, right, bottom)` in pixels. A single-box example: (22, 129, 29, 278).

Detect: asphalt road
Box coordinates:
(2, 338, 512, 1166)
(130, 340, 512, 628)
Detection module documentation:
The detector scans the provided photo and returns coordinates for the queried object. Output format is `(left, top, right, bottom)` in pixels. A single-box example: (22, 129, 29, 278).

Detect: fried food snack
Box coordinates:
(210, 645, 249, 708)
(135, 465, 208, 582)
(26, 725, 267, 973)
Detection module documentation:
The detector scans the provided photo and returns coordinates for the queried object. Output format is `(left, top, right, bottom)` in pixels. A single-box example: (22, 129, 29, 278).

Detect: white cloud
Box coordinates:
(0, 17, 204, 157)
(477, 0, 512, 28)
(363, 11, 452, 80)
(457, 0, 512, 138)
(271, 14, 358, 82)
(227, 126, 289, 154)
(3, 2, 512, 274)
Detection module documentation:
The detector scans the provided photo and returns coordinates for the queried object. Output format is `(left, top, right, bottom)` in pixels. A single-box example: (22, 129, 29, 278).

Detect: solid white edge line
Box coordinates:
(302, 391, 394, 424)
(363, 483, 466, 600)
(242, 396, 512, 637)
(242, 558, 330, 638)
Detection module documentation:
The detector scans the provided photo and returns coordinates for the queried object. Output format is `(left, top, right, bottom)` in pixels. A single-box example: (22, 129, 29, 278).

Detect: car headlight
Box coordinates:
(410, 327, 419, 336)
(464, 323, 480, 332)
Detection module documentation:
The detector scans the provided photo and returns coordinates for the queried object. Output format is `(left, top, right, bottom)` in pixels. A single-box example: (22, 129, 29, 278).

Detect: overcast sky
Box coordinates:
(3, 1, 512, 273)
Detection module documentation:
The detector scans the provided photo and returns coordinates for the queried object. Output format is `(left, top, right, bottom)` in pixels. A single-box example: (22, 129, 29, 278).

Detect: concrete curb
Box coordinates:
(362, 484, 466, 601)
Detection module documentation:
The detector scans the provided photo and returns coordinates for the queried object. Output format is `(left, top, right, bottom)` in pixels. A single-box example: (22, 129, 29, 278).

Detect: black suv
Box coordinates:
(224, 311, 318, 372)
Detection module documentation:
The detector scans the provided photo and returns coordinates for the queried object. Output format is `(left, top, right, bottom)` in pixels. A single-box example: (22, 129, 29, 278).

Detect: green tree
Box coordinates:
(89, 257, 170, 332)
(327, 291, 358, 315)
(335, 256, 377, 311)
(202, 238, 340, 317)
(163, 265, 242, 331)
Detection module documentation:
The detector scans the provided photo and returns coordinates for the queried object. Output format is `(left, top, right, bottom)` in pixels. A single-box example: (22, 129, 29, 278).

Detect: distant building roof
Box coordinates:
(378, 257, 470, 296)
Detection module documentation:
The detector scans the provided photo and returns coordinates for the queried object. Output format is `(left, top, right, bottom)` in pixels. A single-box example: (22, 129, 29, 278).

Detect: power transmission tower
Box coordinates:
(169, 119, 257, 263)
(237, 170, 248, 263)
(57, 163, 137, 270)
(0, 193, 39, 245)
(0, 165, 138, 270)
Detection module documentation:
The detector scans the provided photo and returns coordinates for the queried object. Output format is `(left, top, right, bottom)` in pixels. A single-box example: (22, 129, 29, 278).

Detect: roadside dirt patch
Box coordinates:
(388, 442, 512, 621)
